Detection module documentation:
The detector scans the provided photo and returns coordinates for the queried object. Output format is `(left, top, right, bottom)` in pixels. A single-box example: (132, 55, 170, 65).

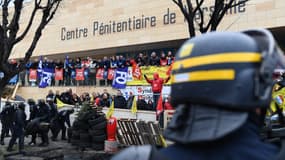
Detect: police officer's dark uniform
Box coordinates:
(26, 99, 40, 145)
(112, 29, 285, 160)
(0, 102, 16, 145)
(47, 97, 58, 121)
(51, 109, 74, 141)
(7, 103, 26, 152)
(27, 99, 39, 121)
(37, 99, 51, 146)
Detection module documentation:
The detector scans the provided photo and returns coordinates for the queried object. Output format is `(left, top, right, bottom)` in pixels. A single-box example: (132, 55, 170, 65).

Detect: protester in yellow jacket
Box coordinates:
(268, 83, 285, 116)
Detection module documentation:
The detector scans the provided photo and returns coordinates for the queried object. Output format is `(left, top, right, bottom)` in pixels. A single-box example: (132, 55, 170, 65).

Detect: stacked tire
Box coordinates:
(69, 106, 107, 150)
(88, 113, 107, 150)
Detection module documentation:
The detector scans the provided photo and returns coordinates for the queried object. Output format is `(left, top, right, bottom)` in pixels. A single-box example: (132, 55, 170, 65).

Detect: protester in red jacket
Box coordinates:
(144, 73, 170, 110)
(164, 95, 174, 110)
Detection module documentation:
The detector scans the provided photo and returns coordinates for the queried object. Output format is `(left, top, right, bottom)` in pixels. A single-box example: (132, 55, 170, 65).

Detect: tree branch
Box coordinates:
(8, 0, 24, 44)
(13, 0, 40, 44)
(214, 0, 236, 30)
(1, 0, 10, 72)
(2, 0, 9, 30)
(203, 0, 223, 31)
(194, 0, 205, 33)
(17, 0, 62, 73)
(46, 0, 61, 23)
(172, 0, 196, 37)
(229, 0, 249, 8)
(0, 0, 62, 89)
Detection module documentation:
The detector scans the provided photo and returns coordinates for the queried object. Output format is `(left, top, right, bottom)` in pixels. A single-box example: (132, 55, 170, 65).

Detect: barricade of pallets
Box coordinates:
(116, 119, 164, 147)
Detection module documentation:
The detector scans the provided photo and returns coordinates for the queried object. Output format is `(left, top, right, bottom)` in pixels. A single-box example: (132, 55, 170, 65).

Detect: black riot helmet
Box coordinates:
(171, 29, 285, 111)
(37, 99, 46, 107)
(27, 99, 36, 106)
(164, 29, 285, 144)
(18, 102, 25, 110)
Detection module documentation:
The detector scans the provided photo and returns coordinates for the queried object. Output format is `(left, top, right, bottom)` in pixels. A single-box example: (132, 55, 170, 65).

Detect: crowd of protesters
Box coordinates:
(0, 87, 173, 152)
(10, 50, 175, 86)
(49, 88, 173, 112)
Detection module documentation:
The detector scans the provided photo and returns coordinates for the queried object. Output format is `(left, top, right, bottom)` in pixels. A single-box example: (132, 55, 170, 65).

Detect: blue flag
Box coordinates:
(112, 67, 128, 89)
(9, 75, 18, 84)
(38, 56, 43, 79)
(64, 55, 69, 69)
(39, 68, 53, 88)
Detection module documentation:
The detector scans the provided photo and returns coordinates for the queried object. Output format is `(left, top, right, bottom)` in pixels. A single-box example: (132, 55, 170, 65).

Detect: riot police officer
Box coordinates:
(0, 101, 16, 145)
(7, 102, 26, 152)
(26, 99, 39, 145)
(27, 99, 39, 121)
(37, 99, 51, 146)
(51, 108, 74, 141)
(46, 97, 58, 121)
(112, 29, 285, 160)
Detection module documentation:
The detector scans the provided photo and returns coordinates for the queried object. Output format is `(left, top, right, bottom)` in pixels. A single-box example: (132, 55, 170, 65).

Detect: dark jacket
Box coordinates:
(114, 96, 127, 109)
(149, 56, 160, 66)
(55, 61, 64, 69)
(0, 104, 16, 122)
(99, 99, 110, 108)
(58, 110, 73, 127)
(37, 103, 50, 122)
(159, 122, 279, 160)
(12, 108, 27, 136)
(60, 92, 74, 105)
(135, 57, 145, 66)
(137, 99, 149, 110)
(126, 96, 134, 109)
(48, 103, 58, 120)
(29, 104, 39, 121)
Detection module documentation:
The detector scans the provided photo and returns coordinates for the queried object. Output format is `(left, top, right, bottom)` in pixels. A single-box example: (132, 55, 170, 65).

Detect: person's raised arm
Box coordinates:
(164, 76, 171, 83)
(144, 74, 152, 84)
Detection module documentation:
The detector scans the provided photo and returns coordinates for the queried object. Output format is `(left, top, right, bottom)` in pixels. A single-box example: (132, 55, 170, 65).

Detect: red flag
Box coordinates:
(131, 59, 142, 80)
(55, 68, 63, 80)
(156, 94, 163, 116)
(96, 68, 104, 80)
(166, 63, 173, 76)
(75, 68, 84, 80)
(108, 68, 115, 80)
(29, 69, 37, 82)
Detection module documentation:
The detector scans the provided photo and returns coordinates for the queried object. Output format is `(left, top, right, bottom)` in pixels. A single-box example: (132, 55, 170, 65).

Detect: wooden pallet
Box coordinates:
(116, 119, 164, 147)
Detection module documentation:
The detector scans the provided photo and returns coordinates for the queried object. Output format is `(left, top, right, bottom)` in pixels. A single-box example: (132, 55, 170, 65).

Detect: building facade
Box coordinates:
(11, 0, 285, 59)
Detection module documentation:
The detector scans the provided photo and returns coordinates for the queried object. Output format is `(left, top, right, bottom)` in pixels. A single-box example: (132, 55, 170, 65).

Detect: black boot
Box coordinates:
(6, 146, 13, 152)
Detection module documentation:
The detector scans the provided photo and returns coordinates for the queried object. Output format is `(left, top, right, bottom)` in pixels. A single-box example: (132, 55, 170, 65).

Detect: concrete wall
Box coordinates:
(17, 86, 117, 100)
(10, 0, 285, 59)
(102, 107, 156, 122)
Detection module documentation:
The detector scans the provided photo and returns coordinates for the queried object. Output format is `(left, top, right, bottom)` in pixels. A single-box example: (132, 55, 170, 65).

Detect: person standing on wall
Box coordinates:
(144, 73, 170, 111)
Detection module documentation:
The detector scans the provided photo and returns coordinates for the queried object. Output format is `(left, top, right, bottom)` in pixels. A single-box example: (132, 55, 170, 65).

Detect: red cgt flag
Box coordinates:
(29, 69, 37, 82)
(166, 63, 173, 76)
(108, 68, 115, 80)
(156, 94, 163, 116)
(131, 59, 142, 80)
(55, 68, 63, 80)
(96, 68, 104, 80)
(75, 68, 84, 81)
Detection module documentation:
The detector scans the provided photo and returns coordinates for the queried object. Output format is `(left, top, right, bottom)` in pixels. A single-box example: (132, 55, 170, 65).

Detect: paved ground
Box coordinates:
(0, 134, 113, 160)
(0, 107, 113, 160)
